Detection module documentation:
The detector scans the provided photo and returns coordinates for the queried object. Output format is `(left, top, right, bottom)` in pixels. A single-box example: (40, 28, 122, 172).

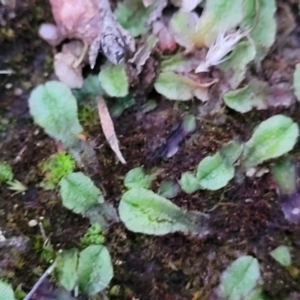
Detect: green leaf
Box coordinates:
(115, 0, 153, 37)
(272, 158, 297, 195)
(242, 0, 276, 64)
(99, 62, 129, 97)
(293, 64, 300, 101)
(223, 80, 268, 113)
(73, 75, 104, 101)
(219, 140, 243, 166)
(0, 162, 13, 183)
(242, 115, 299, 170)
(169, 11, 198, 50)
(219, 41, 256, 89)
(119, 188, 208, 235)
(80, 224, 105, 247)
(41, 152, 75, 189)
(183, 115, 197, 133)
(155, 72, 192, 100)
(59, 172, 104, 214)
(161, 53, 197, 73)
(28, 81, 83, 149)
(270, 245, 291, 267)
(217, 256, 261, 300)
(124, 167, 155, 189)
(57, 249, 79, 291)
(157, 179, 180, 198)
(85, 203, 119, 230)
(245, 287, 268, 300)
(0, 281, 15, 300)
(179, 172, 201, 194)
(154, 71, 208, 101)
(142, 99, 157, 113)
(196, 0, 244, 45)
(77, 245, 113, 295)
(196, 152, 234, 190)
(110, 96, 136, 118)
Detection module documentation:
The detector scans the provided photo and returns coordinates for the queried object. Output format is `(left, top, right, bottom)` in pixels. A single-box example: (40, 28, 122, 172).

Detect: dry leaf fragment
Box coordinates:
(54, 40, 85, 88)
(146, 0, 168, 26)
(97, 96, 126, 164)
(129, 35, 158, 74)
(42, 0, 135, 68)
(195, 29, 249, 73)
(89, 1, 135, 68)
(153, 21, 177, 53)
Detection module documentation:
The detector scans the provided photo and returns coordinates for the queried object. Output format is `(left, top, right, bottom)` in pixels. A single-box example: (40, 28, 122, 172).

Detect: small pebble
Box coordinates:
(292, 208, 300, 215)
(28, 219, 38, 227)
(0, 231, 6, 242)
(246, 167, 256, 177)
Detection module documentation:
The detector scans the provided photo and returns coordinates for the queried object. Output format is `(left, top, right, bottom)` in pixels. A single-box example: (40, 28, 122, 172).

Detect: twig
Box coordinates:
(0, 69, 13, 74)
(23, 260, 57, 300)
(38, 221, 48, 243)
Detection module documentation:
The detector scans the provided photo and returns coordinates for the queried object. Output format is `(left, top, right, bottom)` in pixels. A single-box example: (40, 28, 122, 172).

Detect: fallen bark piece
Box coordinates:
(97, 96, 126, 164)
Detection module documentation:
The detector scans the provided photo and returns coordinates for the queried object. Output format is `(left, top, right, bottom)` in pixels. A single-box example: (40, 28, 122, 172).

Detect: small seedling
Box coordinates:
(0, 162, 13, 183)
(56, 245, 113, 295)
(80, 224, 105, 247)
(6, 180, 27, 195)
(270, 245, 291, 267)
(124, 167, 155, 190)
(0, 162, 27, 195)
(40, 152, 75, 190)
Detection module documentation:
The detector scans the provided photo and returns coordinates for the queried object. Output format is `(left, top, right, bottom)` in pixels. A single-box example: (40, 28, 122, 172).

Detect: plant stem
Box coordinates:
(23, 260, 57, 300)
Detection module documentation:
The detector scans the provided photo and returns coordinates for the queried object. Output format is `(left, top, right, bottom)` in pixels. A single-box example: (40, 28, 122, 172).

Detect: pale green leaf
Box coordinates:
(154, 71, 208, 101)
(217, 256, 261, 300)
(219, 140, 243, 166)
(272, 158, 297, 195)
(270, 245, 291, 267)
(169, 10, 198, 50)
(28, 81, 83, 148)
(0, 281, 15, 300)
(155, 72, 192, 100)
(161, 53, 198, 73)
(242, 0, 276, 64)
(293, 64, 300, 101)
(0, 162, 13, 183)
(245, 287, 268, 300)
(119, 188, 209, 235)
(223, 80, 268, 113)
(183, 115, 197, 133)
(59, 172, 104, 214)
(77, 245, 113, 295)
(119, 188, 187, 235)
(179, 172, 201, 194)
(115, 0, 153, 37)
(196, 152, 234, 190)
(124, 167, 155, 189)
(73, 74, 104, 100)
(196, 0, 244, 45)
(57, 249, 79, 291)
(158, 179, 180, 198)
(219, 41, 256, 89)
(99, 62, 129, 97)
(142, 99, 157, 113)
(242, 115, 299, 170)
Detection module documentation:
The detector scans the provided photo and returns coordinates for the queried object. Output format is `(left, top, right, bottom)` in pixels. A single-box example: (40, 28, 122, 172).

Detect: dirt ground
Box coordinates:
(1, 0, 300, 299)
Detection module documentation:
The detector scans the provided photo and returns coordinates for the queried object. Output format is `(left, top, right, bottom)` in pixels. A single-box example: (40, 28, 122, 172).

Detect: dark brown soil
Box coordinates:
(1, 1, 300, 300)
